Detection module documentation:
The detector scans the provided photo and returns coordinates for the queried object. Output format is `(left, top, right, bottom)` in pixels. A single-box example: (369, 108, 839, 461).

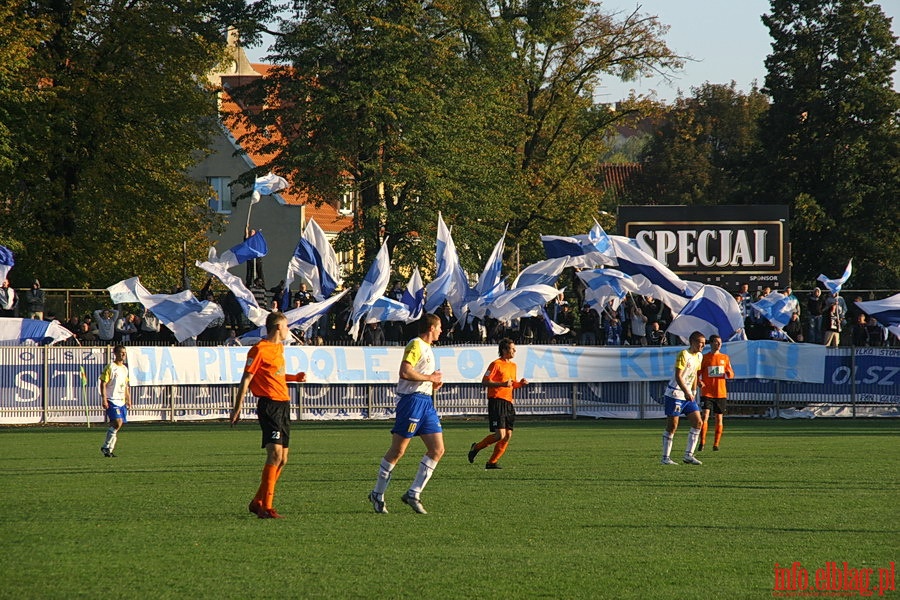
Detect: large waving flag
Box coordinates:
(365, 268, 425, 325)
(541, 223, 616, 268)
(0, 318, 74, 346)
(511, 257, 572, 289)
(348, 240, 392, 340)
(241, 289, 350, 342)
(252, 172, 289, 203)
(196, 261, 268, 326)
(425, 213, 469, 313)
(855, 293, 900, 339)
(475, 226, 507, 298)
(401, 267, 425, 321)
(577, 268, 641, 311)
(541, 307, 570, 336)
(668, 285, 745, 343)
(283, 218, 342, 306)
(749, 291, 795, 329)
(207, 230, 268, 269)
(0, 245, 14, 282)
(107, 277, 224, 343)
(485, 284, 561, 322)
(609, 235, 701, 314)
(817, 259, 853, 294)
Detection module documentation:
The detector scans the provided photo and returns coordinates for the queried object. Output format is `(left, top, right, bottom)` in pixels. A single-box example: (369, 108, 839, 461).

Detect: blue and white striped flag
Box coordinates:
(485, 284, 561, 322)
(425, 213, 469, 313)
(252, 172, 289, 203)
(207, 230, 268, 269)
(0, 245, 14, 283)
(668, 285, 745, 342)
(511, 257, 572, 289)
(855, 293, 900, 340)
(283, 218, 342, 307)
(365, 269, 425, 325)
(540, 223, 616, 268)
(817, 259, 852, 294)
(609, 235, 702, 314)
(348, 240, 392, 339)
(540, 307, 570, 336)
(242, 289, 350, 342)
(749, 291, 795, 329)
(0, 317, 74, 346)
(400, 268, 425, 321)
(196, 261, 268, 326)
(577, 268, 640, 311)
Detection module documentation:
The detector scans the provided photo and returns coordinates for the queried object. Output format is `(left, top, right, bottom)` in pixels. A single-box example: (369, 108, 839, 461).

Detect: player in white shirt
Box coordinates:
(660, 331, 706, 465)
(100, 345, 131, 457)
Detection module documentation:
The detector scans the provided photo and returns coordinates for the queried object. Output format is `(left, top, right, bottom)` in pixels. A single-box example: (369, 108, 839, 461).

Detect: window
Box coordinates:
(207, 177, 232, 214)
(338, 188, 356, 216)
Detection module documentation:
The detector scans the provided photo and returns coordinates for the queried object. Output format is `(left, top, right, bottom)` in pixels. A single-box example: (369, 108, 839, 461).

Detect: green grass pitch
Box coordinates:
(1, 419, 897, 599)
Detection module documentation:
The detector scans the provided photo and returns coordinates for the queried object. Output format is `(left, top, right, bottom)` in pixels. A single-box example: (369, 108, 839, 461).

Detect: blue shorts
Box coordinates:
(664, 396, 699, 418)
(391, 393, 442, 438)
(105, 404, 128, 423)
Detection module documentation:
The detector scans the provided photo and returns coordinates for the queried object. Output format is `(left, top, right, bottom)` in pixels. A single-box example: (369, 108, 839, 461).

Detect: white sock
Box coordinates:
(685, 428, 701, 458)
(661, 432, 674, 459)
(408, 456, 438, 497)
(373, 458, 395, 496)
(103, 427, 117, 451)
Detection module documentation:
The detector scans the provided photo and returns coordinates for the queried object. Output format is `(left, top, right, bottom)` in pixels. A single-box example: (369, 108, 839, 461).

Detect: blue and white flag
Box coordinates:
(540, 307, 570, 336)
(252, 172, 289, 203)
(207, 230, 268, 270)
(668, 285, 745, 343)
(241, 289, 350, 342)
(541, 223, 616, 268)
(855, 293, 900, 339)
(107, 277, 142, 304)
(400, 267, 425, 321)
(817, 259, 853, 294)
(577, 268, 640, 311)
(511, 257, 572, 289)
(425, 213, 470, 313)
(609, 235, 701, 314)
(0, 317, 74, 346)
(475, 226, 507, 298)
(348, 240, 392, 340)
(749, 291, 795, 330)
(364, 269, 426, 325)
(108, 277, 225, 343)
(0, 245, 14, 283)
(283, 218, 342, 305)
(485, 284, 561, 322)
(196, 261, 268, 326)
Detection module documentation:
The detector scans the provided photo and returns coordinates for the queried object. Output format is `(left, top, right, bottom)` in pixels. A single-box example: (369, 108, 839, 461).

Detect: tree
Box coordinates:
(759, 0, 900, 288)
(0, 1, 260, 289)
(624, 82, 769, 206)
(240, 0, 681, 278)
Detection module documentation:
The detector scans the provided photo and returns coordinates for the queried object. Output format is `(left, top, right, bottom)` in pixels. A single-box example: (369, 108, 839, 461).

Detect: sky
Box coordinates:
(245, 1, 900, 103)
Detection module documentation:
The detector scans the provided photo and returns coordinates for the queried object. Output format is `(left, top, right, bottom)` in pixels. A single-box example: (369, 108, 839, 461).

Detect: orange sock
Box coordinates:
(714, 423, 723, 447)
(700, 422, 708, 446)
(475, 434, 498, 451)
(257, 463, 279, 509)
(488, 440, 508, 464)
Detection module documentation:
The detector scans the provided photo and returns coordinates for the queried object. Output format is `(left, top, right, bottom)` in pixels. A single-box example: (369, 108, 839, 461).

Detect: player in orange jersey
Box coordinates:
(698, 334, 734, 452)
(468, 338, 528, 469)
(230, 312, 306, 519)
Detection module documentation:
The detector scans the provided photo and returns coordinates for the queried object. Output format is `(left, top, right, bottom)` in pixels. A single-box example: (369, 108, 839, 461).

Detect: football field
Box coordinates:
(1, 419, 897, 599)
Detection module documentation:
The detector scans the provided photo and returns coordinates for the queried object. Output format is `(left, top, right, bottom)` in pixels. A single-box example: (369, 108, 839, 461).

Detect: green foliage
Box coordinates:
(242, 0, 681, 278)
(1, 420, 897, 599)
(0, 1, 245, 289)
(759, 0, 900, 288)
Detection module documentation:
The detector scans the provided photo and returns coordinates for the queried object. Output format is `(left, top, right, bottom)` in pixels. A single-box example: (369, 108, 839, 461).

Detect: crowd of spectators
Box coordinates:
(1, 274, 895, 348)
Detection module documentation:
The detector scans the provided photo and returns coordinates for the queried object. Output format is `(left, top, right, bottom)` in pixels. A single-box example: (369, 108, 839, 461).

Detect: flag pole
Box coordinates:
(79, 365, 90, 428)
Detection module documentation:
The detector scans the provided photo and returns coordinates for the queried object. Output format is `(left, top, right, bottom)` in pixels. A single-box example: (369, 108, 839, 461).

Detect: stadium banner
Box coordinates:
(618, 204, 790, 291)
(0, 342, 826, 396)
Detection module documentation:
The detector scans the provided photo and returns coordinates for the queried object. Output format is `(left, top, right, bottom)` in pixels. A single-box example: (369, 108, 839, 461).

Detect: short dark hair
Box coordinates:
(689, 331, 706, 344)
(498, 338, 514, 356)
(708, 334, 721, 344)
(418, 313, 441, 334)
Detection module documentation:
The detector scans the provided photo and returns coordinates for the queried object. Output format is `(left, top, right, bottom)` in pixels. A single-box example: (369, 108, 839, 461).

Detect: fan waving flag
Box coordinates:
(0, 245, 14, 282)
(855, 293, 900, 339)
(348, 240, 392, 340)
(252, 172, 289, 203)
(667, 285, 745, 343)
(207, 231, 268, 270)
(817, 259, 853, 294)
(749, 292, 795, 329)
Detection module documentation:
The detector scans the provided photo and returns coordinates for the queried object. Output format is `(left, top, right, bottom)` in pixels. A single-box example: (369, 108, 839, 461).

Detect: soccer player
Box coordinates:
(468, 338, 528, 469)
(369, 313, 444, 514)
(698, 334, 734, 452)
(661, 330, 705, 465)
(100, 345, 130, 457)
(230, 312, 306, 519)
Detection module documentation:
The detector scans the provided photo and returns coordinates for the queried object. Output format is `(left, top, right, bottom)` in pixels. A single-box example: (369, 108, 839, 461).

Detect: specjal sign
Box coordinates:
(617, 205, 790, 291)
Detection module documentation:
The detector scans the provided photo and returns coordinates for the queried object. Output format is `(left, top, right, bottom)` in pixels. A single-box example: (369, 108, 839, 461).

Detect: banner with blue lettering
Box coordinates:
(121, 341, 827, 386)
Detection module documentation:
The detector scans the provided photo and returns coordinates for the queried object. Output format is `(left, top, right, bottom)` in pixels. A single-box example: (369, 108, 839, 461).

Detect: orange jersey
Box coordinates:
(699, 351, 734, 399)
(483, 358, 518, 402)
(244, 340, 289, 401)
